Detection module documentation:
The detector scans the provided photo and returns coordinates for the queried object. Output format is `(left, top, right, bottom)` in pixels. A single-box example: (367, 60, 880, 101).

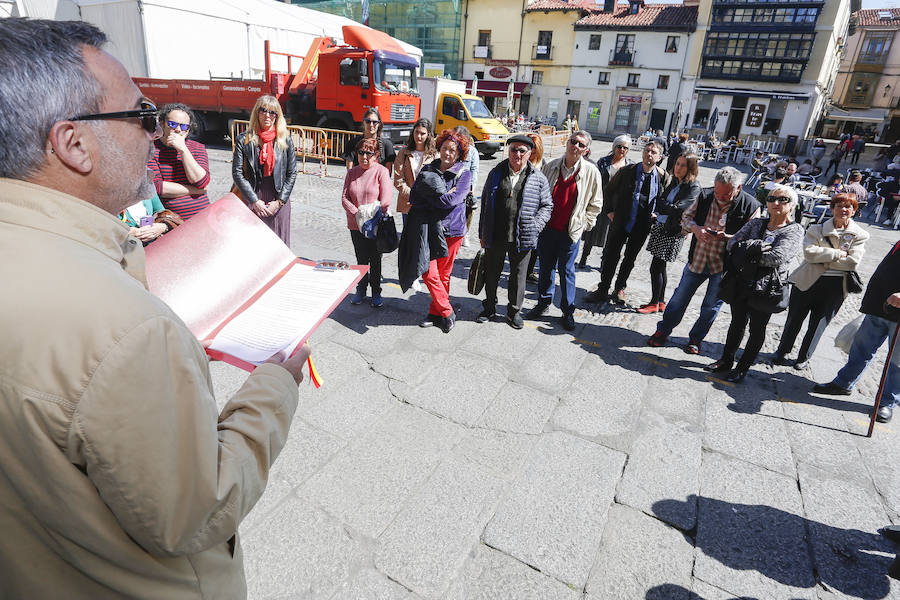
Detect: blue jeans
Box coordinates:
(656, 265, 724, 342)
(537, 228, 580, 317)
(832, 314, 900, 407)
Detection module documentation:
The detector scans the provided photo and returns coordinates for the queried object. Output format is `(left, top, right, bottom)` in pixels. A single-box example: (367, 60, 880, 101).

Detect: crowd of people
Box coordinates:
(2, 17, 899, 597)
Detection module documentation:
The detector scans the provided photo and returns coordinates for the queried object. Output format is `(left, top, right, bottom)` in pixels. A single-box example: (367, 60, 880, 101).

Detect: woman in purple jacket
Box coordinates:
(409, 129, 472, 332)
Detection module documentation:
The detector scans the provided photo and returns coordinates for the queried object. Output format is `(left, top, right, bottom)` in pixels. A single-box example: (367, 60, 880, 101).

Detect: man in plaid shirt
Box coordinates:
(648, 166, 760, 354)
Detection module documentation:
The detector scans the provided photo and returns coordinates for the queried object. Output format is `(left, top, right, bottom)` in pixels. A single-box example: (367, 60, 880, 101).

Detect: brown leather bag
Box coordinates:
(153, 209, 184, 231)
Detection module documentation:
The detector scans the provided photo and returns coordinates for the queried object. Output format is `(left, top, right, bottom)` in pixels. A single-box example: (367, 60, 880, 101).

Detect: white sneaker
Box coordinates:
(411, 279, 423, 292)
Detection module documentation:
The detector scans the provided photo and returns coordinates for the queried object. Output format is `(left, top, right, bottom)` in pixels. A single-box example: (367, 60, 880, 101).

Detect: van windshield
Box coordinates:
(463, 98, 493, 119)
(373, 60, 418, 94)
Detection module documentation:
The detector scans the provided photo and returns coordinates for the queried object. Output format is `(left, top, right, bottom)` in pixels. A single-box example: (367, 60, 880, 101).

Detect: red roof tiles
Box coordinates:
(856, 8, 900, 27)
(575, 3, 698, 31)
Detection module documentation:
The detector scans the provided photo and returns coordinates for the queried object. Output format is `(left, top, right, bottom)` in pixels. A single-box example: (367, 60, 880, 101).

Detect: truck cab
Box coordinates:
(435, 93, 508, 158)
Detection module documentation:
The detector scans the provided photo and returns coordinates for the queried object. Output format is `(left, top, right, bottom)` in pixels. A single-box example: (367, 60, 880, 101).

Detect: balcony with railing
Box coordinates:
(609, 49, 636, 66)
(472, 45, 492, 60)
(532, 44, 554, 61)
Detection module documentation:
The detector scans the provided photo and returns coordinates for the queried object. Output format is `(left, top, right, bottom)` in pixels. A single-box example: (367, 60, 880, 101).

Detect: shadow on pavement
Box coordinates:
(653, 495, 898, 600)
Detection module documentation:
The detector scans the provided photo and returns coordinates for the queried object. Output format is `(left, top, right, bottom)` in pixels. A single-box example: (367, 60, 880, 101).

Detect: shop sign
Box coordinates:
(487, 59, 518, 67)
(489, 66, 512, 79)
(746, 103, 766, 127)
(619, 94, 642, 104)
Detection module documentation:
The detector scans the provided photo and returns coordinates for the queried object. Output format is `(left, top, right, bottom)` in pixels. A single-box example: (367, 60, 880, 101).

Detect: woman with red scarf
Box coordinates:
(232, 96, 298, 245)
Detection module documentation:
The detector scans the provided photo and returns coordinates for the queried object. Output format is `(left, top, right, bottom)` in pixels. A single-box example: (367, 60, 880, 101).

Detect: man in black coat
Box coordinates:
(813, 240, 900, 422)
(585, 139, 670, 306)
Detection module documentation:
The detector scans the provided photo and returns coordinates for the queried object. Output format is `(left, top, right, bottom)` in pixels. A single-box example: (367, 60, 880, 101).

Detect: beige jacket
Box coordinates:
(0, 178, 299, 599)
(789, 217, 869, 293)
(393, 146, 436, 214)
(542, 155, 604, 242)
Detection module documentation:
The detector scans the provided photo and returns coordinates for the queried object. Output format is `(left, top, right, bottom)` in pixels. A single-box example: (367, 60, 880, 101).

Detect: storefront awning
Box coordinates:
(825, 106, 888, 123)
(463, 80, 529, 98)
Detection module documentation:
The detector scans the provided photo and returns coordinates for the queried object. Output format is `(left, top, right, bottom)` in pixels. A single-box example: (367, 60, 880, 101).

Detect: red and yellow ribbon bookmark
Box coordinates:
(307, 355, 322, 389)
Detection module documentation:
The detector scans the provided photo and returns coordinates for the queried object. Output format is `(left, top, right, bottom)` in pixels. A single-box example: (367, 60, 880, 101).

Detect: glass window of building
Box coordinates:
(536, 31, 552, 59)
(532, 70, 543, 85)
(627, 73, 640, 87)
(598, 71, 610, 85)
(589, 35, 602, 50)
(665, 36, 679, 53)
(657, 75, 669, 89)
(860, 31, 893, 63)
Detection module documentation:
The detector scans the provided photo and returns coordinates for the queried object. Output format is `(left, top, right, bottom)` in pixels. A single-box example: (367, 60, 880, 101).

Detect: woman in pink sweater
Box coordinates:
(342, 137, 393, 307)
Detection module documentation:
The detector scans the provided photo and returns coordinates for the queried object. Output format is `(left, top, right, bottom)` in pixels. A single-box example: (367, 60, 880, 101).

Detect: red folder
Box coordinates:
(145, 194, 366, 372)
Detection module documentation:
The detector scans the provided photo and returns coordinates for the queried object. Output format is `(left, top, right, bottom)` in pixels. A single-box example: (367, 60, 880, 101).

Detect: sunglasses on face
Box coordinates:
(509, 146, 530, 155)
(71, 100, 160, 135)
(166, 120, 190, 132)
(767, 196, 791, 204)
(365, 119, 381, 125)
(358, 150, 376, 157)
(258, 107, 278, 118)
(615, 144, 629, 150)
(569, 139, 587, 149)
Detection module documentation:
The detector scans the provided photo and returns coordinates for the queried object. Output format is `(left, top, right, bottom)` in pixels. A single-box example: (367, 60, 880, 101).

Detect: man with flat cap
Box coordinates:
(478, 134, 552, 328)
(527, 129, 603, 330)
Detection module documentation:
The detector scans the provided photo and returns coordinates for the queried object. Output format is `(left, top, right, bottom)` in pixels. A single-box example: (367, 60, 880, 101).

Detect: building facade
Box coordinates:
(571, 1, 698, 136)
(680, 0, 853, 152)
(291, 0, 462, 78)
(830, 8, 900, 142)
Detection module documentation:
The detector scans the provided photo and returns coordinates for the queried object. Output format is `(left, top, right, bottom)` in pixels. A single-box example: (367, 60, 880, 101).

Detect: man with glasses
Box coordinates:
(477, 134, 552, 328)
(0, 18, 306, 598)
(527, 130, 603, 330)
(647, 166, 760, 354)
(585, 140, 670, 308)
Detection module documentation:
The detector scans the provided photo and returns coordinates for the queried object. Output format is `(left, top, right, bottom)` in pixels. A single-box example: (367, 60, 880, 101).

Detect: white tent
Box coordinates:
(5, 0, 422, 80)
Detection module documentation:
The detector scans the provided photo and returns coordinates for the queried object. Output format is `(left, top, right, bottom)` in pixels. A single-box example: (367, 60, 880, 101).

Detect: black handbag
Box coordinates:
(716, 269, 742, 304)
(468, 249, 486, 295)
(846, 271, 864, 294)
(376, 213, 400, 253)
(748, 265, 791, 313)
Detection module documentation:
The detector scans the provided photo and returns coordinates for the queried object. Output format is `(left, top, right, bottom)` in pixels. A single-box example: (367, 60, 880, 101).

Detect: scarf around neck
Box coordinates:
(259, 128, 277, 177)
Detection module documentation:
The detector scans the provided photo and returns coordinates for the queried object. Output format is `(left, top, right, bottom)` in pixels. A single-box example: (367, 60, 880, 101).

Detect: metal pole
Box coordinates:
(867, 320, 900, 437)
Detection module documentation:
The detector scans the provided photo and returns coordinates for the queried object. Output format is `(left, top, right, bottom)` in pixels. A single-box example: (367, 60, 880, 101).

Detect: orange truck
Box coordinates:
(134, 25, 421, 143)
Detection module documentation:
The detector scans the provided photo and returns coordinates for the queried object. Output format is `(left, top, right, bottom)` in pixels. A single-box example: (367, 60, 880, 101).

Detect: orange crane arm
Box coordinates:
(290, 36, 335, 93)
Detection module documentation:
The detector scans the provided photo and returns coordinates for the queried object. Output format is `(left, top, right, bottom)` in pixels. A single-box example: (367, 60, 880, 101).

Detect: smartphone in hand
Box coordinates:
(140, 216, 154, 227)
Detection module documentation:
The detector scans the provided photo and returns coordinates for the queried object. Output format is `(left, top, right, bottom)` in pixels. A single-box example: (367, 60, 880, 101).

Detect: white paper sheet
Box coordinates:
(209, 262, 359, 364)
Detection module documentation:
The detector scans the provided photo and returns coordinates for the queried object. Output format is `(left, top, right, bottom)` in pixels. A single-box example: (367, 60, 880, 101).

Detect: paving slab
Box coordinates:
(476, 381, 558, 434)
(329, 568, 415, 600)
(463, 318, 544, 366)
(549, 353, 647, 450)
(298, 403, 465, 537)
(243, 497, 361, 600)
(374, 458, 504, 598)
(443, 544, 581, 600)
(797, 463, 898, 599)
(513, 334, 589, 394)
(401, 352, 508, 426)
(703, 392, 796, 478)
(482, 431, 626, 589)
(691, 451, 817, 599)
(616, 415, 702, 531)
(453, 428, 537, 481)
(585, 503, 695, 600)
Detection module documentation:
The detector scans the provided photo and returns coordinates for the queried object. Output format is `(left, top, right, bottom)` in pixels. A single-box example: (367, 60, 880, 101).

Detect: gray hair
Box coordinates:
(571, 130, 592, 146)
(0, 19, 107, 179)
(644, 139, 664, 154)
(768, 184, 798, 205)
(612, 134, 632, 148)
(714, 166, 745, 188)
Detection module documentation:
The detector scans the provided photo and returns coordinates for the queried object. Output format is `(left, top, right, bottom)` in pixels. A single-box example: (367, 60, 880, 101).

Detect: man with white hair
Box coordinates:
(647, 166, 761, 354)
(0, 18, 306, 598)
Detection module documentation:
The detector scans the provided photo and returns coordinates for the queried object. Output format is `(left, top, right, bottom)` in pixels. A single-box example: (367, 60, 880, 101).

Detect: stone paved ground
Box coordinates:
(201, 139, 900, 599)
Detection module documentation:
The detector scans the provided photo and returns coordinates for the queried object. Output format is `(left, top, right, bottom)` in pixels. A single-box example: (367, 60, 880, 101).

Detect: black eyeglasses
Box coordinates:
(258, 107, 278, 118)
(569, 139, 587, 149)
(71, 101, 159, 135)
(358, 150, 376, 157)
(364, 119, 381, 125)
(166, 120, 190, 132)
(509, 146, 530, 154)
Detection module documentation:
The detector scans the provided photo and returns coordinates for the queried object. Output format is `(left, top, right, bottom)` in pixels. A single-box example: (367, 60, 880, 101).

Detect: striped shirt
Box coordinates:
(682, 195, 731, 274)
(148, 139, 211, 220)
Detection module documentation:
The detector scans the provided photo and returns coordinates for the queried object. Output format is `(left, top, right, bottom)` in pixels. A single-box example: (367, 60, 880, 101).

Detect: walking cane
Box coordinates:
(867, 320, 900, 437)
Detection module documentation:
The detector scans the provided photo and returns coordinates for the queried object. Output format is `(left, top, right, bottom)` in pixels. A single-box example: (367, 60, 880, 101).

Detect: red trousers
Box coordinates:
(424, 235, 463, 317)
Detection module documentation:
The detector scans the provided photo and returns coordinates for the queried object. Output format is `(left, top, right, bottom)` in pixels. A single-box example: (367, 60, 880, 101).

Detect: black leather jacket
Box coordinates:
(232, 131, 297, 204)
